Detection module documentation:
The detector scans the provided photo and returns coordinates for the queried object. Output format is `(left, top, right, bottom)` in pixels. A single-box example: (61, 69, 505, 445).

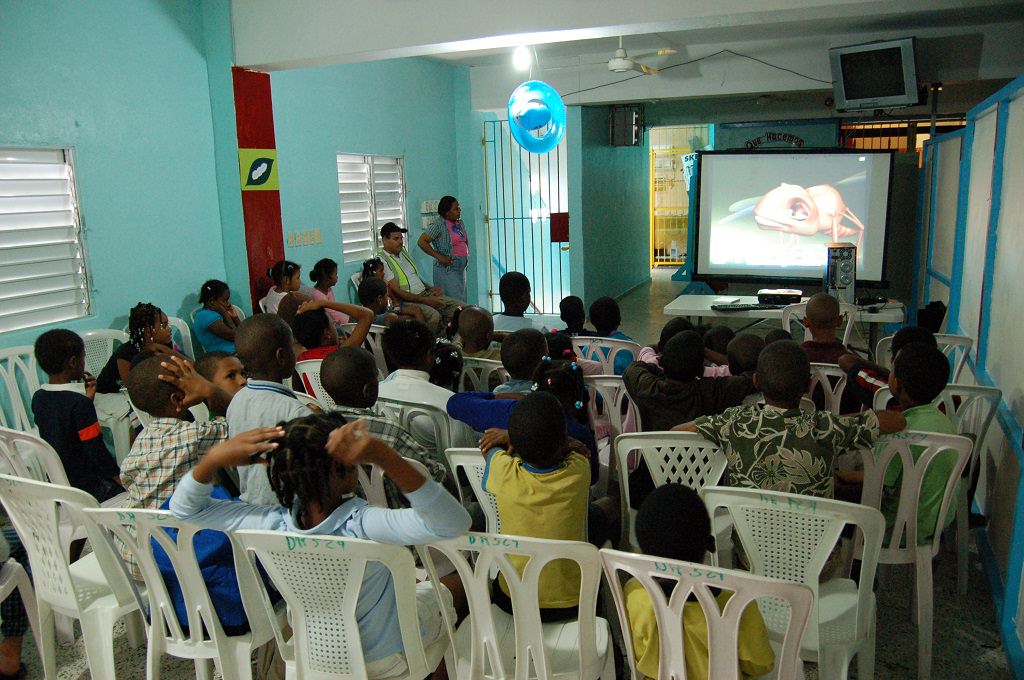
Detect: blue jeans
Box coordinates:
(433, 256, 468, 303)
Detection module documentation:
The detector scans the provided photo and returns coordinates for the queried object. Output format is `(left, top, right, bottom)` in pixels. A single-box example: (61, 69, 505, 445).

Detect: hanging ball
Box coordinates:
(507, 80, 566, 154)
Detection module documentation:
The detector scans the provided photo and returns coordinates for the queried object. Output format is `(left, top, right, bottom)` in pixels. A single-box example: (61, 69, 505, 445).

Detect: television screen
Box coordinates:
(830, 38, 918, 110)
(692, 150, 893, 284)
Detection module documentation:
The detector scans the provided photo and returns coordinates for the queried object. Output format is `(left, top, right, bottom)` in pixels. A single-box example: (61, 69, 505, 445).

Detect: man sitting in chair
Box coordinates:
(377, 222, 465, 335)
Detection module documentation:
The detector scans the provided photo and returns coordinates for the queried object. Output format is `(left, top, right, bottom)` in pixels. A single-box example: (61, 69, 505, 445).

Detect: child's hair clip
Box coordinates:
(570, 361, 579, 371)
(435, 357, 443, 364)
(574, 400, 584, 410)
(530, 382, 539, 391)
(546, 378, 553, 385)
(562, 349, 573, 357)
(542, 355, 551, 362)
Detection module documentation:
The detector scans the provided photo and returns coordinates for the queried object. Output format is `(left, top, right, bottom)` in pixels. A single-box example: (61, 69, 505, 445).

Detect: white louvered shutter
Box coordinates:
(0, 148, 91, 333)
(338, 154, 374, 263)
(338, 154, 406, 263)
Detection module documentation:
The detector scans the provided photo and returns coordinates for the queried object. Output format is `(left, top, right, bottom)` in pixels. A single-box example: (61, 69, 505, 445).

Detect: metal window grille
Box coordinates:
(338, 154, 406, 263)
(0, 148, 92, 333)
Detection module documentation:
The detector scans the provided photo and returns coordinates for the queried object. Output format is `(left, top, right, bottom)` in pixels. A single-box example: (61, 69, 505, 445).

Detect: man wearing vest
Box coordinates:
(378, 222, 466, 334)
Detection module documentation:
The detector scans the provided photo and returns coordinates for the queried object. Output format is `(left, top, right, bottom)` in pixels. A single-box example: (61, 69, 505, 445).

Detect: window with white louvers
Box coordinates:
(337, 154, 406, 263)
(0, 148, 92, 334)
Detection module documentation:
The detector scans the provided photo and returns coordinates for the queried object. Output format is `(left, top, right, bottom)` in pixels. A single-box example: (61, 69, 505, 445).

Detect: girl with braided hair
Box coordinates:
(169, 415, 471, 677)
(96, 302, 184, 394)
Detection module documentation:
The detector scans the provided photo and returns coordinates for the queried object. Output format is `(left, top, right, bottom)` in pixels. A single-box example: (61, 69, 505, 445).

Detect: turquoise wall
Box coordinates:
(269, 59, 479, 305)
(578, 106, 651, 301)
(0, 0, 226, 346)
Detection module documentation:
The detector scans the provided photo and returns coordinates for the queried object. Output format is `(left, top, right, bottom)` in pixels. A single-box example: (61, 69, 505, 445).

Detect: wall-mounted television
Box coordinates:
(829, 38, 919, 111)
(691, 149, 894, 286)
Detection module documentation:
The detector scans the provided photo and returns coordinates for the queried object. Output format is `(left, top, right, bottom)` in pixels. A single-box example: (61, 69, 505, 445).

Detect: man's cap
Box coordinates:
(380, 222, 408, 237)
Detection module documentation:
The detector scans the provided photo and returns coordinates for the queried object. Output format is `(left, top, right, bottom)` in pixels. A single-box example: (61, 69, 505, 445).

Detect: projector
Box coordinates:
(757, 289, 803, 305)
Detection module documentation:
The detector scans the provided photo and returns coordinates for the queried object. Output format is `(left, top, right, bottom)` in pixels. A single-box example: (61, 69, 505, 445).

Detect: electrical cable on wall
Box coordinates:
(560, 48, 833, 99)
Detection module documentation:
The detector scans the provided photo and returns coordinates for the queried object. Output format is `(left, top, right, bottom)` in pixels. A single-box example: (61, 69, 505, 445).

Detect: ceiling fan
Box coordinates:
(607, 36, 676, 75)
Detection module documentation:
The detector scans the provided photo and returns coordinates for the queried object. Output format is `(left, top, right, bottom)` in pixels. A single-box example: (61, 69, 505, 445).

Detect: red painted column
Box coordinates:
(232, 66, 284, 309)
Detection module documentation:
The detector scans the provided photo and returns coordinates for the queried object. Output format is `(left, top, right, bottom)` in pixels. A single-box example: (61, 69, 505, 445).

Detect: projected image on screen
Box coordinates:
(694, 152, 892, 282)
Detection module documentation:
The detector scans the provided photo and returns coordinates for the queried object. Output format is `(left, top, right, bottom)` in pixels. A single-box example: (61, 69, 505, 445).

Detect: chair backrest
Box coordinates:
(460, 358, 510, 392)
(571, 337, 642, 375)
(701, 486, 884, 650)
(356, 457, 431, 508)
(873, 384, 1001, 449)
(418, 533, 606, 680)
(875, 333, 973, 381)
(614, 432, 727, 551)
(80, 329, 129, 379)
(0, 426, 71, 485)
(806, 362, 848, 415)
(123, 390, 154, 429)
(258, 297, 269, 314)
(583, 375, 641, 438)
(230, 529, 434, 680)
(348, 272, 362, 303)
(858, 431, 973, 559)
(340, 322, 389, 379)
(294, 359, 339, 410)
(781, 302, 858, 345)
(167, 316, 195, 360)
(377, 397, 451, 460)
(0, 474, 136, 616)
(599, 549, 812, 680)
(445, 448, 499, 532)
(0, 346, 40, 432)
(742, 393, 816, 413)
(82, 507, 274, 654)
(294, 392, 322, 411)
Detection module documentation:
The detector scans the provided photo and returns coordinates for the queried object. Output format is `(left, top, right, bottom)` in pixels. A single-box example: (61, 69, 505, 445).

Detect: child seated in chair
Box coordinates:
(493, 272, 547, 332)
(839, 325, 937, 411)
(227, 315, 315, 504)
(588, 296, 634, 375)
(836, 342, 956, 544)
(292, 300, 374, 362)
(169, 414, 470, 678)
(31, 329, 123, 501)
(625, 484, 775, 680)
(636, 317, 695, 368)
(480, 391, 593, 619)
(195, 351, 248, 397)
(558, 295, 596, 337)
(495, 328, 547, 395)
(452, 305, 501, 361)
(679, 340, 906, 499)
(800, 293, 852, 364)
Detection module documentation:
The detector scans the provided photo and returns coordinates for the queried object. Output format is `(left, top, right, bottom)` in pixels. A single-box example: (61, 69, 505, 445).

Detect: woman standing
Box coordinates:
(418, 195, 469, 303)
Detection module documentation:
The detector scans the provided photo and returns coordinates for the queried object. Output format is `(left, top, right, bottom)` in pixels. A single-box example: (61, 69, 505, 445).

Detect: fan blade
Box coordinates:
(630, 48, 677, 59)
(638, 63, 658, 75)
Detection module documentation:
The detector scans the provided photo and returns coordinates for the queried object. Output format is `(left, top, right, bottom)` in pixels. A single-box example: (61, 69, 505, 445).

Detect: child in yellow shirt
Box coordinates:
(625, 484, 775, 680)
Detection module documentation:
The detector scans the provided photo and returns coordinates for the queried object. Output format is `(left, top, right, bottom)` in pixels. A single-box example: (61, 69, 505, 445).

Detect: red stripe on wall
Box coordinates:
(232, 66, 284, 307)
(241, 191, 285, 304)
(232, 67, 277, 148)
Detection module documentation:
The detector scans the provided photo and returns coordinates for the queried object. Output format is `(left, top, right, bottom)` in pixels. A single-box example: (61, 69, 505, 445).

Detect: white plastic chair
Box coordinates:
(701, 486, 884, 680)
(0, 474, 144, 679)
(83, 507, 281, 680)
(348, 271, 362, 303)
(460, 357, 510, 392)
(583, 375, 641, 439)
(856, 431, 973, 680)
(257, 297, 269, 314)
(341, 322, 389, 379)
(444, 448, 499, 532)
(356, 456, 431, 508)
(875, 333, 973, 381)
(614, 432, 727, 552)
(806, 363, 849, 415)
(230, 528, 448, 680)
(572, 337, 642, 375)
(0, 558, 41, 660)
(874, 384, 1001, 592)
(294, 359, 338, 410)
(168, 316, 195, 360)
(418, 532, 614, 680)
(781, 302, 858, 345)
(599, 548, 813, 680)
(0, 346, 40, 433)
(377, 397, 453, 466)
(81, 329, 129, 377)
(743, 393, 817, 413)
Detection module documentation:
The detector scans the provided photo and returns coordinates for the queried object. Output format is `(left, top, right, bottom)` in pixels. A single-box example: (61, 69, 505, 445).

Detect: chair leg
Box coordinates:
(36, 601, 58, 680)
(125, 609, 146, 648)
(858, 601, 877, 680)
(194, 657, 214, 680)
(55, 613, 75, 645)
(14, 570, 41, 657)
(217, 641, 255, 680)
(146, 636, 163, 680)
(915, 555, 935, 680)
(957, 493, 969, 595)
(80, 609, 118, 680)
